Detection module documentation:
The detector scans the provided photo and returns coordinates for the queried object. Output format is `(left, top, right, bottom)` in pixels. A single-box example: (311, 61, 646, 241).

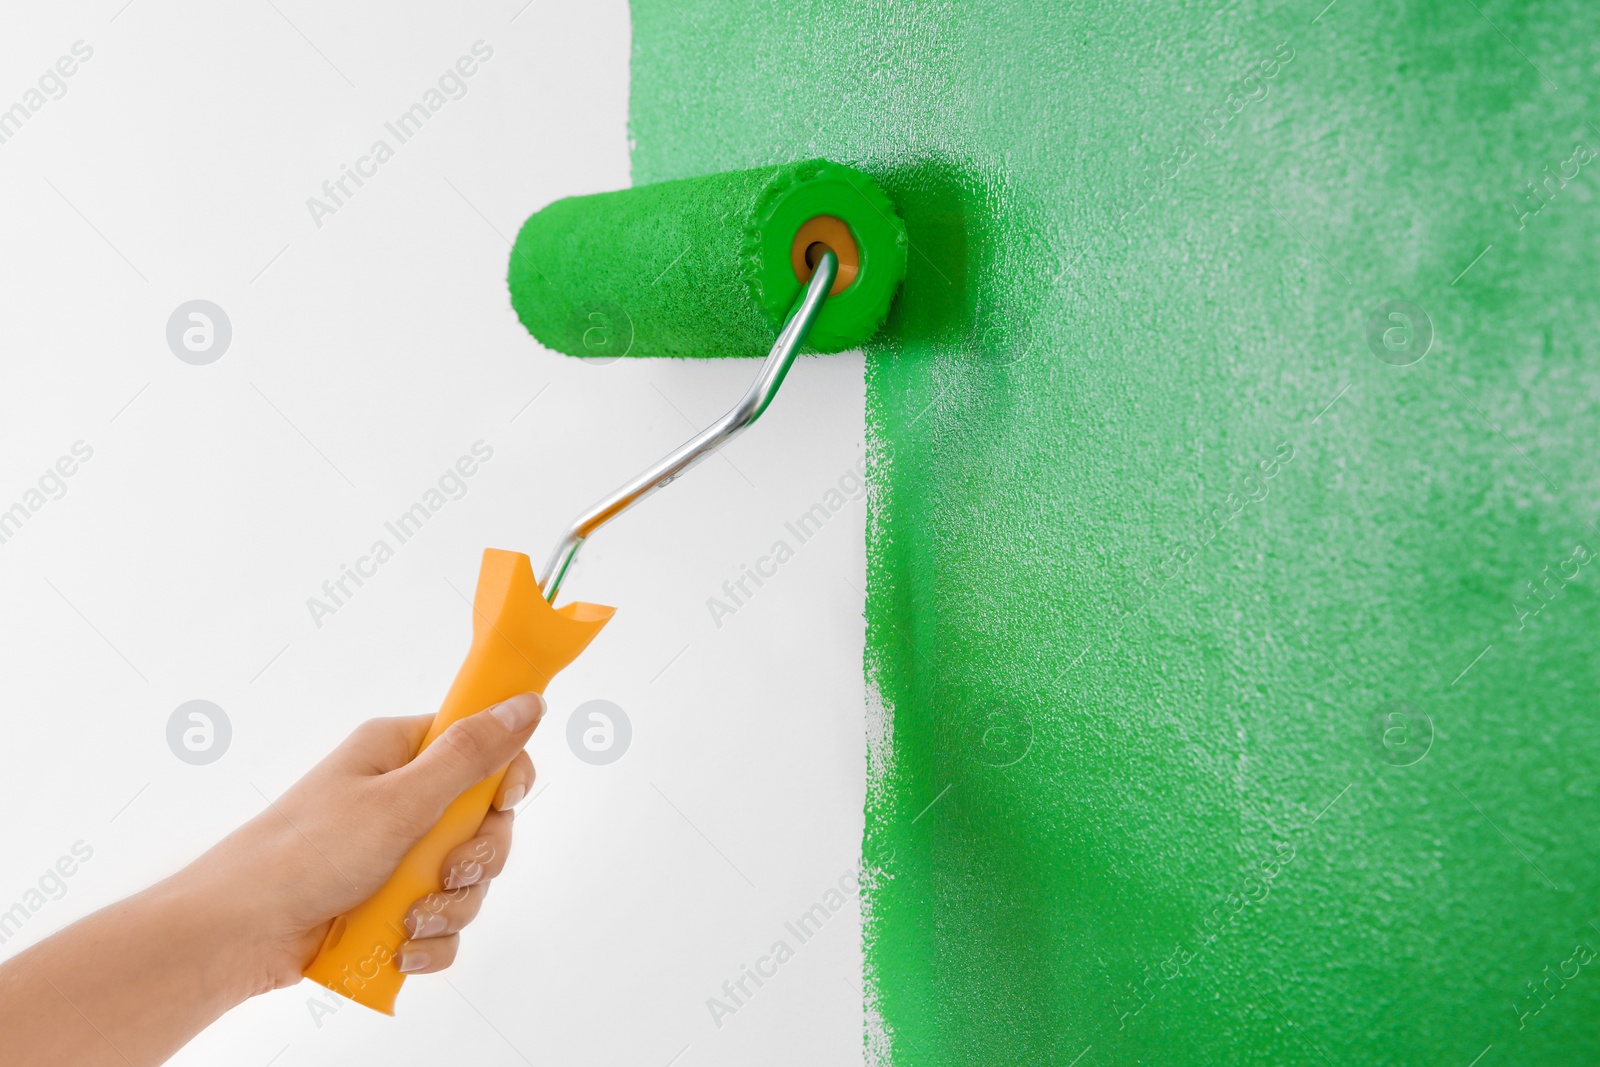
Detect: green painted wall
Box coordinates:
(628, 2, 1600, 1063)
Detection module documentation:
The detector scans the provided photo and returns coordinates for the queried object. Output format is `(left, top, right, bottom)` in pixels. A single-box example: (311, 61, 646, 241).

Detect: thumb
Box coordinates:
(387, 693, 546, 832)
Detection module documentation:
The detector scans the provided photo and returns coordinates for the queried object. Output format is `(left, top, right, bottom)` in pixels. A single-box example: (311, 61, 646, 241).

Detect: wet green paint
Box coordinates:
(629, 1, 1600, 1063)
(508, 160, 906, 357)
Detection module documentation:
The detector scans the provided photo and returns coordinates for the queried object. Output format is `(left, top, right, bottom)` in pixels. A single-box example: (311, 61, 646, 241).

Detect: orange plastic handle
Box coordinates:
(302, 548, 614, 1014)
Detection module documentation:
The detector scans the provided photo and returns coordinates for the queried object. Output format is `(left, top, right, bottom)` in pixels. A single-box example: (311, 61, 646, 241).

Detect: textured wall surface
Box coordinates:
(629, 1, 1600, 1063)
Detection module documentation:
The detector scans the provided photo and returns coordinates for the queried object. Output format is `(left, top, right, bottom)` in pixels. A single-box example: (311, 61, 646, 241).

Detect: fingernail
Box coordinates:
(490, 692, 545, 732)
(406, 909, 448, 939)
(444, 860, 483, 891)
(499, 783, 527, 810)
(397, 945, 430, 974)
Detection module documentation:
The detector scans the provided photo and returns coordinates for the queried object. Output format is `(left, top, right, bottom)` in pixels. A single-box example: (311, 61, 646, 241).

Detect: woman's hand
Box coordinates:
(0, 693, 546, 1067)
(195, 692, 546, 991)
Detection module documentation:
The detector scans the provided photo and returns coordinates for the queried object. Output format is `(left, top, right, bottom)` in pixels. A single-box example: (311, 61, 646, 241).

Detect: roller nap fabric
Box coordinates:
(508, 159, 907, 358)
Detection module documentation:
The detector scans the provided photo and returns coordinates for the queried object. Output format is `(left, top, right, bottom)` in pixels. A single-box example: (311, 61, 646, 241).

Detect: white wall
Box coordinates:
(0, 3, 867, 1064)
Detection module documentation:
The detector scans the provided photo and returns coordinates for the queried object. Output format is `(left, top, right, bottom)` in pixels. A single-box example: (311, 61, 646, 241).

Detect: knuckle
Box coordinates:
(347, 716, 400, 750)
(350, 718, 389, 741)
(435, 719, 492, 770)
(473, 836, 504, 869)
(347, 716, 423, 769)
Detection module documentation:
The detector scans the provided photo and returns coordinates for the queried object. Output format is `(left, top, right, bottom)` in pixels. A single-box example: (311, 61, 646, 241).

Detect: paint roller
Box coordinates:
(302, 159, 908, 1013)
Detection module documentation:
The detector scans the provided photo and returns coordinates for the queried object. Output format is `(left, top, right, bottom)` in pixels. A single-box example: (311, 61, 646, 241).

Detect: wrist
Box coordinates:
(177, 810, 347, 995)
(148, 865, 283, 1007)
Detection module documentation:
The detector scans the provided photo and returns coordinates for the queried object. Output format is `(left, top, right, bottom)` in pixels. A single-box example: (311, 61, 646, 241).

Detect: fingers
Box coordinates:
(394, 797, 522, 978)
(495, 752, 535, 811)
(404, 883, 488, 940)
(397, 933, 460, 975)
(392, 748, 529, 979)
(439, 808, 515, 890)
(387, 693, 546, 830)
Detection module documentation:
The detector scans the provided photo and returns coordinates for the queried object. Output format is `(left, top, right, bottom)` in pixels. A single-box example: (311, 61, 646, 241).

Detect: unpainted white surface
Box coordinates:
(0, 3, 868, 1064)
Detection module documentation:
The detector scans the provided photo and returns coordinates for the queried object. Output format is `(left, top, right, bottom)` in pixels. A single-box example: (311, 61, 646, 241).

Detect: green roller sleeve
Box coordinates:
(507, 159, 908, 358)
